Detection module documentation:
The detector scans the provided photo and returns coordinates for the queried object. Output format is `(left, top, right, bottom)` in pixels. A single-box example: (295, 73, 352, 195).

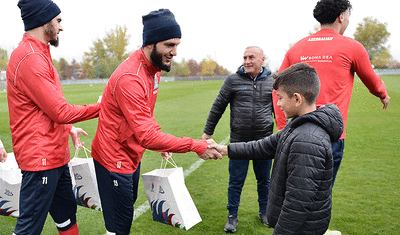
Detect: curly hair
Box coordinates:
(313, 0, 352, 25)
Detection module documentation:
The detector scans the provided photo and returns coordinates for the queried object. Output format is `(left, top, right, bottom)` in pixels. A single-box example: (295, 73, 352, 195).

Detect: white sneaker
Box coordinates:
(324, 229, 342, 235)
(104, 231, 116, 235)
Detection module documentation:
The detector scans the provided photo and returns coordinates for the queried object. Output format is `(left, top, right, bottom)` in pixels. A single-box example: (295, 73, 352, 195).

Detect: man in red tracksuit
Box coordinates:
(7, 1, 101, 234)
(91, 9, 221, 235)
(273, 0, 390, 186)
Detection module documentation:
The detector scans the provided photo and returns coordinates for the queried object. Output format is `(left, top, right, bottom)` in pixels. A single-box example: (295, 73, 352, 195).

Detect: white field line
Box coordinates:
(132, 135, 230, 221)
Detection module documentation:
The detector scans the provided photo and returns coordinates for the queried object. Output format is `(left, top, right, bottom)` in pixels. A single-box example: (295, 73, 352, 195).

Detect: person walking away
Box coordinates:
(273, 0, 390, 186)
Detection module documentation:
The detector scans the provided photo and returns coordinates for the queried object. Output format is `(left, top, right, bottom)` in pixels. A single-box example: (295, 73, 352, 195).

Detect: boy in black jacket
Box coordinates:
(211, 63, 343, 235)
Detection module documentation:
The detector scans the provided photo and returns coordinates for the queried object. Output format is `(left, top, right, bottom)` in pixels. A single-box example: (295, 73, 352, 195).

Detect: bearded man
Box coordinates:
(91, 9, 221, 235)
(7, 0, 100, 234)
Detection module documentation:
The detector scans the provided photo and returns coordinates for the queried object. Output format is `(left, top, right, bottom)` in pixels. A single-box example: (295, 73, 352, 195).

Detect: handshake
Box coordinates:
(160, 134, 228, 161)
(199, 133, 228, 160)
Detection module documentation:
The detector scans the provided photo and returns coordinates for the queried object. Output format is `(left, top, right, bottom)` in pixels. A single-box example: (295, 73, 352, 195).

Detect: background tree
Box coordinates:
(188, 59, 201, 76)
(53, 59, 61, 76)
(215, 64, 230, 76)
(387, 60, 400, 69)
(0, 48, 8, 71)
(353, 17, 391, 68)
(82, 25, 131, 78)
(161, 59, 190, 77)
(58, 58, 69, 80)
(200, 56, 217, 76)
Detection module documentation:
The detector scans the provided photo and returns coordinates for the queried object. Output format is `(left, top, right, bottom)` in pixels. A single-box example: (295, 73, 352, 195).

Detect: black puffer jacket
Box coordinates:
(204, 66, 274, 142)
(228, 104, 343, 235)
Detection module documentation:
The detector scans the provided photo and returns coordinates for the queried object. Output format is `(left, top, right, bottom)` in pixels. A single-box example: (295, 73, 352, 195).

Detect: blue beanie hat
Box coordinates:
(142, 9, 181, 47)
(18, 0, 61, 31)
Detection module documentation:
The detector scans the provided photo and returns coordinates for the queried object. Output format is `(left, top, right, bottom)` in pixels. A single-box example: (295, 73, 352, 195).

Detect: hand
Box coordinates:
(0, 147, 7, 163)
(206, 139, 217, 145)
(208, 143, 228, 156)
(381, 95, 390, 109)
(161, 152, 172, 159)
(202, 133, 212, 140)
(70, 126, 88, 150)
(199, 147, 223, 160)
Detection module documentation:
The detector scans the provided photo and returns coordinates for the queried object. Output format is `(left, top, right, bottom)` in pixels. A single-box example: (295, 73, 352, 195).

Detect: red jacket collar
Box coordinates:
(22, 33, 52, 59)
(137, 48, 160, 75)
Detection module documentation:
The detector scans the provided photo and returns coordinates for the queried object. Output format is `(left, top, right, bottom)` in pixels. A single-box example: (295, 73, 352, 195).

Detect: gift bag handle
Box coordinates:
(160, 157, 178, 169)
(73, 146, 91, 159)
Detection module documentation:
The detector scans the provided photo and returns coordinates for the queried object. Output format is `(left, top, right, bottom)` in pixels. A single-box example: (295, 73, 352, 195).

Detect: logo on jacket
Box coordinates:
(300, 55, 333, 62)
(154, 74, 159, 90)
(308, 37, 333, 41)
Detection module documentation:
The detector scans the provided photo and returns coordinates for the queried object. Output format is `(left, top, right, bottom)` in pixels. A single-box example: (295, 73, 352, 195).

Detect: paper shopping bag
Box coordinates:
(142, 166, 202, 230)
(69, 147, 102, 211)
(0, 153, 22, 217)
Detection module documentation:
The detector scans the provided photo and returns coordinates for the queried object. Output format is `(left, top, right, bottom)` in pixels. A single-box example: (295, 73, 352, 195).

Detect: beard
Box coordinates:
(44, 22, 59, 47)
(150, 44, 171, 72)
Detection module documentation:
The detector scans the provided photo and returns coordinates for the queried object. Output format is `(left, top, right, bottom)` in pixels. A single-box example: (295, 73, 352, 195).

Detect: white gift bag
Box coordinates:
(0, 153, 22, 217)
(69, 147, 102, 211)
(142, 158, 202, 230)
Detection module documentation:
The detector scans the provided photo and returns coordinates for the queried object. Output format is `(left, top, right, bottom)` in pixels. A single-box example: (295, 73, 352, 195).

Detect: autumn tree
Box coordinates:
(83, 25, 131, 78)
(161, 59, 191, 77)
(200, 56, 217, 76)
(188, 59, 201, 76)
(0, 48, 8, 71)
(52, 58, 69, 79)
(353, 17, 391, 68)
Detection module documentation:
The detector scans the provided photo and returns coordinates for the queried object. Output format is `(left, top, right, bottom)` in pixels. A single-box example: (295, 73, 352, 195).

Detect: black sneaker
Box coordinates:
(258, 212, 271, 228)
(224, 215, 238, 233)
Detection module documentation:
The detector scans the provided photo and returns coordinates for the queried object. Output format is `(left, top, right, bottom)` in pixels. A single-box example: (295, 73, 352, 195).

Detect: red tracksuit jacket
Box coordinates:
(92, 48, 207, 174)
(7, 33, 100, 171)
(273, 29, 388, 139)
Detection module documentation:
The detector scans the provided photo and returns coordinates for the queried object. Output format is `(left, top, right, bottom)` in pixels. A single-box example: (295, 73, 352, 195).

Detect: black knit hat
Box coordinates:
(142, 9, 181, 47)
(18, 0, 61, 31)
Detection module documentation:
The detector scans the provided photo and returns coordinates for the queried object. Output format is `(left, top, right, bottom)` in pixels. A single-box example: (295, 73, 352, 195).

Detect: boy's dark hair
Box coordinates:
(272, 63, 320, 105)
(313, 0, 352, 25)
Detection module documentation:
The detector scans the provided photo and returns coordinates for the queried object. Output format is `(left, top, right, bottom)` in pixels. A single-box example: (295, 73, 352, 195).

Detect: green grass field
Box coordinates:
(0, 76, 399, 234)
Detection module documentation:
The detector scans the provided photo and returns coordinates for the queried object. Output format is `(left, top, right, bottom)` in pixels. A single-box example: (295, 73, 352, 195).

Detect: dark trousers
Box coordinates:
(94, 159, 141, 235)
(332, 139, 345, 186)
(14, 164, 77, 235)
(227, 159, 272, 217)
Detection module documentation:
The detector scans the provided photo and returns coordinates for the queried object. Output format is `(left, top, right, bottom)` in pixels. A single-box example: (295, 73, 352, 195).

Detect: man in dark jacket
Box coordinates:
(211, 63, 344, 235)
(202, 46, 274, 233)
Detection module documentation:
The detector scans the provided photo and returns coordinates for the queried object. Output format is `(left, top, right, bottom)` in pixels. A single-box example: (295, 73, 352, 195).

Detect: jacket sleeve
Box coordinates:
(17, 54, 100, 124)
(228, 132, 279, 160)
(115, 74, 208, 156)
(352, 41, 388, 99)
(273, 133, 329, 234)
(203, 76, 233, 135)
